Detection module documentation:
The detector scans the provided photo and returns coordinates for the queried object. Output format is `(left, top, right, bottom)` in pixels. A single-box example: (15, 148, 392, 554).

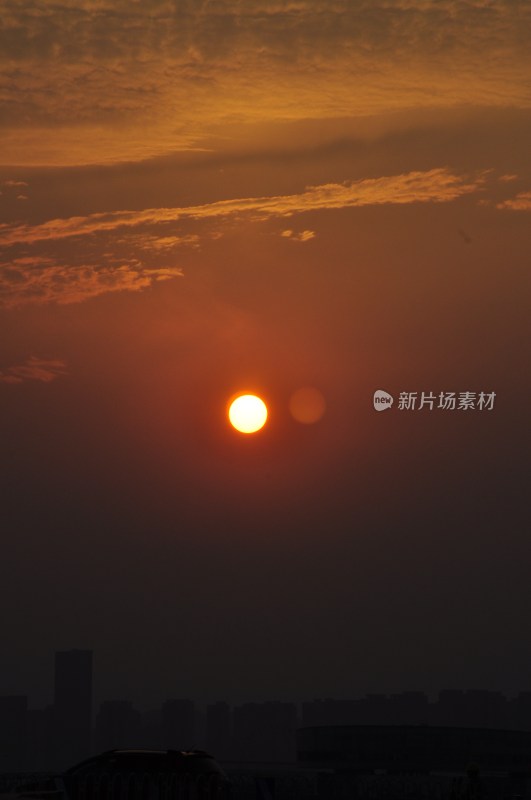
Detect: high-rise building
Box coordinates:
(27, 706, 55, 772)
(95, 700, 141, 751)
(206, 702, 231, 760)
(161, 699, 195, 749)
(0, 695, 27, 771)
(54, 649, 93, 769)
(233, 702, 297, 762)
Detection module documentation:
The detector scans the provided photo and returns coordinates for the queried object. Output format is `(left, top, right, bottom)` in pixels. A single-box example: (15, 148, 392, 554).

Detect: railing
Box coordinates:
(60, 773, 230, 800)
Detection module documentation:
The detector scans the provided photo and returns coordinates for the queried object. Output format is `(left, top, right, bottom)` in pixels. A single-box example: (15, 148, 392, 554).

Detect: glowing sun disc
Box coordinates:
(228, 394, 268, 433)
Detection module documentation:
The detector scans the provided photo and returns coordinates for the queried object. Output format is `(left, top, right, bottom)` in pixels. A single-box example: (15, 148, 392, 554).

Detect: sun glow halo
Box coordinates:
(228, 394, 268, 434)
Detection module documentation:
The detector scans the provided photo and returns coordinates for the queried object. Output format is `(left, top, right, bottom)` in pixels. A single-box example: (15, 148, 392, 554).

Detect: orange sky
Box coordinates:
(0, 0, 530, 707)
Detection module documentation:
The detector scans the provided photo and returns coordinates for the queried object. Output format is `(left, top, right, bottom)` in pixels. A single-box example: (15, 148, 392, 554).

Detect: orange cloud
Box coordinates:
(0, 356, 68, 385)
(2, 180, 29, 188)
(0, 169, 487, 247)
(496, 191, 531, 211)
(135, 234, 200, 252)
(0, 1, 529, 165)
(0, 168, 487, 306)
(0, 260, 183, 308)
(281, 229, 316, 242)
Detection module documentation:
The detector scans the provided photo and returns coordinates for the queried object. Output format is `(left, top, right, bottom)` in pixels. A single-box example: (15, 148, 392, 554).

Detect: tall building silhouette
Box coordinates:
(206, 702, 231, 760)
(27, 706, 55, 772)
(0, 695, 27, 771)
(95, 700, 141, 751)
(54, 649, 93, 769)
(161, 699, 195, 749)
(233, 702, 297, 762)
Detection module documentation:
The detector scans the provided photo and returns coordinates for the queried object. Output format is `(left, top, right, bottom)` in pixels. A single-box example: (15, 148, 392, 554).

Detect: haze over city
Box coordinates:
(6, 649, 531, 777)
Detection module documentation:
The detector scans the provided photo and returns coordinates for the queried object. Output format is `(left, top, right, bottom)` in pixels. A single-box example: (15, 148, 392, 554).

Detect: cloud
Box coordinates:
(2, 180, 29, 188)
(0, 259, 183, 308)
(0, 356, 68, 385)
(496, 191, 531, 211)
(0, 1, 529, 165)
(134, 234, 200, 252)
(0, 168, 486, 306)
(281, 229, 316, 242)
(0, 169, 486, 247)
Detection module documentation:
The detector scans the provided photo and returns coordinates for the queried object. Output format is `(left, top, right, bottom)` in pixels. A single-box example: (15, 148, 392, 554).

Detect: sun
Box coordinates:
(228, 394, 268, 434)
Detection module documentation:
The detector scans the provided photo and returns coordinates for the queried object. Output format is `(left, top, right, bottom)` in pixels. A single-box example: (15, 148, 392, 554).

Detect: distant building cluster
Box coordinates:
(3, 651, 531, 773)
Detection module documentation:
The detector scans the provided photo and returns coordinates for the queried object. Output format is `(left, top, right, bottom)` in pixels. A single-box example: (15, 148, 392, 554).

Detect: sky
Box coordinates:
(0, 0, 530, 711)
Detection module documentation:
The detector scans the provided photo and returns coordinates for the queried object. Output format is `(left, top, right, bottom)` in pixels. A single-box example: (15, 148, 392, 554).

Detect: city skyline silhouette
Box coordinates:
(5, 649, 531, 774)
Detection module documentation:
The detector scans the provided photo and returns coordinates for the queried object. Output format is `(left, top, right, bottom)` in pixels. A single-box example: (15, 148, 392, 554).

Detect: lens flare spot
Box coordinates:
(289, 387, 326, 424)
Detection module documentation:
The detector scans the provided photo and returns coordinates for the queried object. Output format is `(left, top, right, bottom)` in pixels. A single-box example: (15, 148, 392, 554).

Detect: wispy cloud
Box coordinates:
(2, 180, 29, 188)
(496, 191, 531, 211)
(0, 168, 486, 306)
(0, 169, 486, 247)
(281, 229, 316, 242)
(133, 234, 200, 252)
(0, 260, 183, 308)
(0, 1, 529, 165)
(0, 356, 68, 385)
